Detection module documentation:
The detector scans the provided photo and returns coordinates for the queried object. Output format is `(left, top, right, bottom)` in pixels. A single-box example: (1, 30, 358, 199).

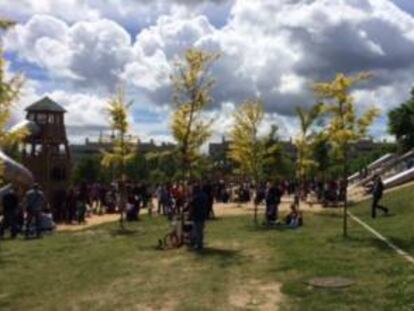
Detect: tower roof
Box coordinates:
(25, 96, 66, 113)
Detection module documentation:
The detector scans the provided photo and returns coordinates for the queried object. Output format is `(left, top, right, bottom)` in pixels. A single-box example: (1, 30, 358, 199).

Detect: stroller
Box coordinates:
(157, 213, 194, 250)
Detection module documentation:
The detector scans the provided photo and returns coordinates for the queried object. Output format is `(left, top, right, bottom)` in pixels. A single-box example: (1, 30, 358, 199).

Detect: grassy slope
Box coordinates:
(1, 189, 414, 311)
(351, 185, 414, 257)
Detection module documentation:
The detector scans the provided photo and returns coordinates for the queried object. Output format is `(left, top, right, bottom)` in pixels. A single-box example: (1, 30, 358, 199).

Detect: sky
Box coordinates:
(2, 0, 414, 145)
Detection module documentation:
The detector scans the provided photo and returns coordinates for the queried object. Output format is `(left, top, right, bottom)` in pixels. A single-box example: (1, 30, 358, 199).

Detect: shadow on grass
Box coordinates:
(192, 247, 244, 266)
(335, 235, 414, 255)
(382, 236, 414, 253)
(0, 300, 11, 310)
(109, 228, 141, 237)
(246, 224, 299, 233)
(193, 247, 240, 257)
(318, 212, 343, 219)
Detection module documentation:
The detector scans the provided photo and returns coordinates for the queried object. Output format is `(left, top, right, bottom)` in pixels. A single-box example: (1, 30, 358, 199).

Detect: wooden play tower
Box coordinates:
(22, 96, 72, 220)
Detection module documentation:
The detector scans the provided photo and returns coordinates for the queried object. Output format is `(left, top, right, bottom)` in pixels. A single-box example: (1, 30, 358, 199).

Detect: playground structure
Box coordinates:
(348, 149, 414, 197)
(0, 97, 72, 220)
(0, 120, 39, 198)
(21, 97, 72, 220)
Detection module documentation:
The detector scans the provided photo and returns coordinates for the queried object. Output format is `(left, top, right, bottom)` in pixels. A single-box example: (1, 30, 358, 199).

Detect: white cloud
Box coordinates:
(5, 0, 414, 143)
(5, 16, 133, 87)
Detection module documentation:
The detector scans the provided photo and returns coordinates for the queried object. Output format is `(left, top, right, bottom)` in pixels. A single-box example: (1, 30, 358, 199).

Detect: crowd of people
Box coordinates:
(1, 172, 389, 246)
(0, 183, 54, 239)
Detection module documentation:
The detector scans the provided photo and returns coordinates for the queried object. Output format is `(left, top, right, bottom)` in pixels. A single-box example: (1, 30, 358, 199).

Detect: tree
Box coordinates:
(388, 87, 414, 152)
(262, 125, 282, 181)
(171, 48, 219, 180)
(313, 73, 379, 237)
(312, 133, 329, 175)
(73, 155, 111, 184)
(294, 103, 323, 192)
(145, 150, 180, 183)
(0, 19, 27, 181)
(229, 99, 265, 182)
(229, 99, 265, 223)
(125, 153, 149, 182)
(101, 86, 135, 229)
(210, 140, 233, 181)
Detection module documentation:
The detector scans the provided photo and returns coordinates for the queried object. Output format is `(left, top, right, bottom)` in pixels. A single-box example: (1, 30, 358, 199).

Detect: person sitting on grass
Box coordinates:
(40, 208, 56, 232)
(285, 204, 303, 228)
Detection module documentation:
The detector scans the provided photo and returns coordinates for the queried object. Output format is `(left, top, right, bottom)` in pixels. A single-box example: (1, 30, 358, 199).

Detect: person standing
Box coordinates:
(24, 183, 47, 238)
(77, 182, 89, 224)
(265, 181, 280, 224)
(372, 175, 389, 218)
(189, 184, 209, 250)
(65, 187, 77, 224)
(202, 182, 215, 219)
(0, 186, 19, 239)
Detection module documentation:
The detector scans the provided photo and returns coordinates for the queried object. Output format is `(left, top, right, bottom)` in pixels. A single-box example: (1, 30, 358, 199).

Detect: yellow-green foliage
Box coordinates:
(0, 19, 15, 30)
(0, 19, 27, 178)
(229, 99, 265, 182)
(313, 73, 380, 161)
(101, 86, 135, 174)
(294, 103, 323, 180)
(171, 48, 219, 177)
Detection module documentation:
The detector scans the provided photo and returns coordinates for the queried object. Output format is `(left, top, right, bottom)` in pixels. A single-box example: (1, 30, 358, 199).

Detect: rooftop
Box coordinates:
(25, 96, 66, 113)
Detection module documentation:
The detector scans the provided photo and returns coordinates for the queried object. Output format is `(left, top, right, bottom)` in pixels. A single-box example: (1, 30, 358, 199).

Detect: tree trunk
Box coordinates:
(342, 147, 349, 238)
(254, 200, 258, 225)
(119, 133, 126, 231)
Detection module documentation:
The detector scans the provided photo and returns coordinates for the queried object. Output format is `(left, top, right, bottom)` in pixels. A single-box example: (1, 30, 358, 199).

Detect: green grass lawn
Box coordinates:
(1, 189, 414, 311)
(351, 185, 414, 257)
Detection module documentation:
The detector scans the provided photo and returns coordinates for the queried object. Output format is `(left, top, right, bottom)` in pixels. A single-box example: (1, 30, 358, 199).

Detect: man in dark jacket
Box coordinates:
(0, 186, 19, 239)
(189, 184, 209, 250)
(202, 182, 215, 219)
(24, 183, 47, 238)
(372, 175, 389, 218)
(265, 182, 281, 223)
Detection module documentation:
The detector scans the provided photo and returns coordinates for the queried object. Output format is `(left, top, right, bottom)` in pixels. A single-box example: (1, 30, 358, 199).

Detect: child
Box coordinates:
(285, 204, 303, 228)
(158, 215, 183, 249)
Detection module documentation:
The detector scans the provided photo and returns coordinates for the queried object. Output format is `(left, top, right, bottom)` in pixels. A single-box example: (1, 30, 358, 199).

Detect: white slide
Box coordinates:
(0, 120, 40, 199)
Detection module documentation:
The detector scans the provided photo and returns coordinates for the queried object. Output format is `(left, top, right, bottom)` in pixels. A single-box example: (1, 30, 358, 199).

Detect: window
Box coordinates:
(34, 144, 42, 156)
(59, 144, 66, 154)
(37, 113, 47, 124)
(28, 113, 35, 121)
(48, 114, 55, 124)
(25, 144, 32, 154)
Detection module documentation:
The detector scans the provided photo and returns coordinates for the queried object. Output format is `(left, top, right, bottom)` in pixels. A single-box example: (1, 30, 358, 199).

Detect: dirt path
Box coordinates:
(57, 213, 120, 232)
(213, 197, 324, 218)
(57, 181, 414, 232)
(57, 196, 324, 232)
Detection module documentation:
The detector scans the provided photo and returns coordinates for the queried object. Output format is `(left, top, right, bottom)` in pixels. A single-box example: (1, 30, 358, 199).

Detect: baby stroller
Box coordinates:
(157, 213, 194, 250)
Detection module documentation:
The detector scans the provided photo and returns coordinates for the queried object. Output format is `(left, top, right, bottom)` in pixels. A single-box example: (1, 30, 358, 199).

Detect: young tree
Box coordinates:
(171, 48, 219, 180)
(313, 73, 379, 237)
(101, 86, 135, 229)
(262, 125, 282, 181)
(294, 104, 323, 197)
(229, 99, 265, 223)
(388, 87, 414, 152)
(0, 19, 27, 180)
(145, 150, 180, 182)
(312, 133, 331, 181)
